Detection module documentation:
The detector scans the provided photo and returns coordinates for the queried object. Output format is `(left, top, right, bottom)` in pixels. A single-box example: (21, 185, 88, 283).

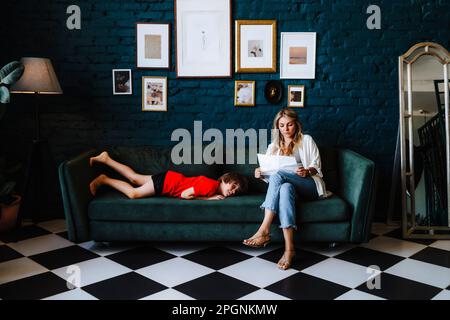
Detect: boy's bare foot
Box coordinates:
(90, 151, 109, 167)
(277, 250, 296, 270)
(89, 174, 107, 196)
(243, 231, 271, 248)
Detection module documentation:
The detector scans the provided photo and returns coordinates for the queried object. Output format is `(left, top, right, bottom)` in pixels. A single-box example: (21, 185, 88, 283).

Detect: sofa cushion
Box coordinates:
(319, 147, 340, 193)
(297, 195, 350, 223)
(89, 192, 266, 223)
(89, 191, 350, 223)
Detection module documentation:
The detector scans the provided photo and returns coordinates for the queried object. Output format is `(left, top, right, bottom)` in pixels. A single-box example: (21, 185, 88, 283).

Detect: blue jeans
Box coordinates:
(260, 170, 319, 230)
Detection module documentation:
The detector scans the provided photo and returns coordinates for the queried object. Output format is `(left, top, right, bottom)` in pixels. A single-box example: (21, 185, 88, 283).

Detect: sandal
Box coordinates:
(277, 250, 296, 270)
(242, 234, 271, 248)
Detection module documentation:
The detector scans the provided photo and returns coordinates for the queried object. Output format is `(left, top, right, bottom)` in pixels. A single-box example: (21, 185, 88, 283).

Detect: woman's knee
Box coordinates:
(279, 182, 295, 195)
(269, 171, 285, 184)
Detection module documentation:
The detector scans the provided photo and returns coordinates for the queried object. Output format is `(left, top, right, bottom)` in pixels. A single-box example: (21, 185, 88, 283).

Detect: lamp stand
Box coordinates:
(15, 94, 59, 231)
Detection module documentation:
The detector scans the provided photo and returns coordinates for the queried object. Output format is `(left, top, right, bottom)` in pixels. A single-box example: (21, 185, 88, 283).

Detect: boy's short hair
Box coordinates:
(219, 172, 249, 195)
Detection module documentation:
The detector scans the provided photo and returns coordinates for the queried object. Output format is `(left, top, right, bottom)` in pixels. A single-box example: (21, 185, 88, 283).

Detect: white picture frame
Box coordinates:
(288, 85, 305, 108)
(280, 32, 316, 79)
(142, 76, 167, 112)
(235, 20, 277, 73)
(112, 69, 132, 95)
(175, 0, 232, 78)
(136, 23, 170, 69)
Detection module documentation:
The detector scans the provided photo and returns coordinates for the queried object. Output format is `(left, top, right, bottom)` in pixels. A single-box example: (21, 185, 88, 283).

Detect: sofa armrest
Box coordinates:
(337, 149, 376, 243)
(58, 149, 99, 242)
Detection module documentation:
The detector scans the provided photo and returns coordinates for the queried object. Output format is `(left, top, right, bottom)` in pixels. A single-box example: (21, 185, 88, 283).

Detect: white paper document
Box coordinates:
(257, 154, 299, 176)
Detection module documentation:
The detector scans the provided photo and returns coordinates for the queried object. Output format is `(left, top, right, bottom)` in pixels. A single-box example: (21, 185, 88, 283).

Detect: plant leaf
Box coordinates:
(0, 86, 10, 104)
(0, 61, 24, 85)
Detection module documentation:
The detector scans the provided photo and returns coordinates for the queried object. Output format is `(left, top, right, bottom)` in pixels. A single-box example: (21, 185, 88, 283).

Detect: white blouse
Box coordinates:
(265, 134, 328, 199)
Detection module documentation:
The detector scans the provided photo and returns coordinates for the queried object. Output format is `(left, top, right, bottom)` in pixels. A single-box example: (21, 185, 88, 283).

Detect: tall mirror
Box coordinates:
(399, 42, 450, 239)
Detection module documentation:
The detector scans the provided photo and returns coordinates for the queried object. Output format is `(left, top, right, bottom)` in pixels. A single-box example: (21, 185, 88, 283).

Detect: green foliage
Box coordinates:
(0, 61, 24, 104)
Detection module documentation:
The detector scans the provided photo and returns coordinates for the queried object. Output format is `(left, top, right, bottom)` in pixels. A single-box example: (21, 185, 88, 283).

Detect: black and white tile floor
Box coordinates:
(0, 220, 449, 300)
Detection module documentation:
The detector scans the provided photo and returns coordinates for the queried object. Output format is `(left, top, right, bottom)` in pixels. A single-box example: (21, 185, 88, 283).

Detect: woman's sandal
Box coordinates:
(242, 234, 271, 248)
(278, 250, 296, 270)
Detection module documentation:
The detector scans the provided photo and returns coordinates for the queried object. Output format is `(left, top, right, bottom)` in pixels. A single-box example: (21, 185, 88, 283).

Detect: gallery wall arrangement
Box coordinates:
(128, 0, 313, 111)
(0, 0, 449, 222)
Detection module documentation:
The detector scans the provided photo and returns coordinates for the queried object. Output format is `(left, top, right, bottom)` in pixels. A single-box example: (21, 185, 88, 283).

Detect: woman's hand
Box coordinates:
(296, 167, 309, 177)
(255, 167, 262, 179)
(295, 167, 318, 178)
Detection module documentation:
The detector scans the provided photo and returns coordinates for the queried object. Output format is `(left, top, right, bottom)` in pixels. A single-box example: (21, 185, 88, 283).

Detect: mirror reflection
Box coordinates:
(403, 53, 449, 230)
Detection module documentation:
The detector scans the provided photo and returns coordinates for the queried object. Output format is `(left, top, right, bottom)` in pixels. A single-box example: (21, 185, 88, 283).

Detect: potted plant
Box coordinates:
(0, 172, 21, 232)
(0, 61, 24, 231)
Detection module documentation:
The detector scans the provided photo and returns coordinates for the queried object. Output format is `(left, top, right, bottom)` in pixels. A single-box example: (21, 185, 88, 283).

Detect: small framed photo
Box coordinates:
(112, 69, 132, 95)
(235, 20, 277, 73)
(235, 81, 255, 107)
(288, 85, 305, 108)
(142, 76, 167, 112)
(136, 22, 170, 69)
(175, 0, 231, 78)
(280, 32, 316, 79)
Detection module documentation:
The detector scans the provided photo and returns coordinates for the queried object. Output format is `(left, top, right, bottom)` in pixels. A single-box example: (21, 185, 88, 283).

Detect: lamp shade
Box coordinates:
(11, 57, 62, 94)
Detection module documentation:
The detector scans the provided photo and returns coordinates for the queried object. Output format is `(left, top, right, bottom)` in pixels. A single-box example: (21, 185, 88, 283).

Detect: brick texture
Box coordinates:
(0, 0, 449, 220)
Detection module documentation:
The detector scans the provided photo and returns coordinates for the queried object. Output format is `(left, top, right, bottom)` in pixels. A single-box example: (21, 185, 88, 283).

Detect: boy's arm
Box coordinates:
(180, 187, 195, 199)
(180, 187, 223, 200)
(191, 194, 225, 200)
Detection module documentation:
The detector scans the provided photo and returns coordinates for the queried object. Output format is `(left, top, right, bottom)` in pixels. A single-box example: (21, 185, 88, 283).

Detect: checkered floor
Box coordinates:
(0, 220, 449, 300)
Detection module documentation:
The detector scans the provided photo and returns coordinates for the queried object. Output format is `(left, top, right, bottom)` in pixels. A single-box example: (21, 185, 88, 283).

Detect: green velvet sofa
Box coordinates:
(58, 145, 376, 244)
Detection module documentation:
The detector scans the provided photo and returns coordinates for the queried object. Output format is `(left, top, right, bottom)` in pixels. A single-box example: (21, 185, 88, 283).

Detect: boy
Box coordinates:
(89, 151, 248, 200)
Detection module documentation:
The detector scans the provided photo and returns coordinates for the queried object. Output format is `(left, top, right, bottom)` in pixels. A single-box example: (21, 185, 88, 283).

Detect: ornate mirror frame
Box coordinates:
(399, 42, 450, 239)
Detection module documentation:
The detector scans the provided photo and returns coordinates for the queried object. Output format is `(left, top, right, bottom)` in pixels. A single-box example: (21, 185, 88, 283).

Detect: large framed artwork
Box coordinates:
(175, 0, 232, 78)
(280, 32, 316, 79)
(142, 76, 167, 112)
(235, 20, 277, 73)
(136, 23, 170, 69)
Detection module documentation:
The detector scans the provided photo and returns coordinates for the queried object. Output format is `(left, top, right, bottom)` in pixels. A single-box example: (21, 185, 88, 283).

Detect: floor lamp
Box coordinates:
(10, 57, 63, 226)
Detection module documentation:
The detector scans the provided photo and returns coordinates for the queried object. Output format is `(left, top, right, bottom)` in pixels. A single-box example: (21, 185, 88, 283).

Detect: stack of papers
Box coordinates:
(257, 154, 298, 176)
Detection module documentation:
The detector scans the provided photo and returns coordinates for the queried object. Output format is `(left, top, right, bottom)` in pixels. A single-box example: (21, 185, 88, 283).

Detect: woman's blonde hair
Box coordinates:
(271, 108, 303, 156)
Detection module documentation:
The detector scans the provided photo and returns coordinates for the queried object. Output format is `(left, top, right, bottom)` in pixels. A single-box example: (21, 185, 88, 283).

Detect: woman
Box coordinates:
(243, 108, 327, 270)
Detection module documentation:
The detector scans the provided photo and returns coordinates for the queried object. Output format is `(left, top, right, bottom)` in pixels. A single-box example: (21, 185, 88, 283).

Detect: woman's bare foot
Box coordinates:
(277, 250, 296, 270)
(243, 231, 271, 248)
(89, 174, 107, 196)
(90, 151, 109, 167)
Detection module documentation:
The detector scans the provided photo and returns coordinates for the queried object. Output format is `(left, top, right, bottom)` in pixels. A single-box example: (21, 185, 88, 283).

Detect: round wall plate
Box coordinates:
(264, 80, 283, 104)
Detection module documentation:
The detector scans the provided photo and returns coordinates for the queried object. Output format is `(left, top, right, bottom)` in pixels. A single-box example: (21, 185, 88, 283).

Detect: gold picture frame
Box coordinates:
(235, 80, 256, 107)
(142, 76, 168, 112)
(235, 20, 277, 73)
(288, 85, 305, 108)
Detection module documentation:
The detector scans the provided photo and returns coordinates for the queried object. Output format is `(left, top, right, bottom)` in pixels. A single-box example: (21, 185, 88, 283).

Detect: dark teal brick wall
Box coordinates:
(1, 0, 449, 220)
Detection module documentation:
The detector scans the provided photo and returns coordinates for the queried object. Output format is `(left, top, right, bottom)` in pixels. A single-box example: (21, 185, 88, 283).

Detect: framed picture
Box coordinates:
(288, 85, 305, 108)
(142, 77, 167, 112)
(112, 69, 132, 95)
(280, 32, 316, 79)
(235, 20, 277, 73)
(136, 23, 170, 69)
(175, 0, 232, 78)
(235, 81, 255, 107)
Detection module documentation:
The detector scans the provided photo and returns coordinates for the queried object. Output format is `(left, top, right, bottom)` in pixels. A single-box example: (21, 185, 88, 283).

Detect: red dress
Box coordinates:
(161, 171, 220, 198)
